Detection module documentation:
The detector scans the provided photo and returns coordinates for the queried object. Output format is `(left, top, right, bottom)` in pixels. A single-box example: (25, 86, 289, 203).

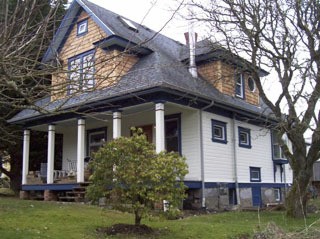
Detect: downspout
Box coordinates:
(200, 100, 214, 208)
(232, 113, 241, 206)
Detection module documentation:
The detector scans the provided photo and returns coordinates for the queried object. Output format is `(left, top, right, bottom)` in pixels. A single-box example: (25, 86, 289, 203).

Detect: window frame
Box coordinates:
(238, 127, 252, 149)
(68, 50, 95, 94)
(211, 119, 227, 144)
(248, 76, 256, 92)
(271, 131, 286, 160)
(86, 127, 107, 158)
(165, 113, 182, 155)
(235, 73, 245, 99)
(274, 188, 281, 202)
(250, 167, 261, 182)
(77, 19, 88, 36)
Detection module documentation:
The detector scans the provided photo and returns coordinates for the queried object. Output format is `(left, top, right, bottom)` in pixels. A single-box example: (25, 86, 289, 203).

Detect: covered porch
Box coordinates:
(20, 101, 193, 200)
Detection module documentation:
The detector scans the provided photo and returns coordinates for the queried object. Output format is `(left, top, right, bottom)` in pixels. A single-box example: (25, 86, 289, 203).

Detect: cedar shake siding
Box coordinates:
(198, 61, 259, 106)
(51, 11, 138, 101)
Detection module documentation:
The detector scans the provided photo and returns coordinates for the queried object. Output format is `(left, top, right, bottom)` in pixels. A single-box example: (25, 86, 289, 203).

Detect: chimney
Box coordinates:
(186, 9, 198, 78)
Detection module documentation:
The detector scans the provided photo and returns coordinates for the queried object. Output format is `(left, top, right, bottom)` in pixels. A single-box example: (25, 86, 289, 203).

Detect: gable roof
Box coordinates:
(9, 0, 274, 125)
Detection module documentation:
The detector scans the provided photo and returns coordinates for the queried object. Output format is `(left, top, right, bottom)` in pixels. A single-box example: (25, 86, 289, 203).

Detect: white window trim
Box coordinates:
(235, 73, 244, 98)
(77, 19, 88, 35)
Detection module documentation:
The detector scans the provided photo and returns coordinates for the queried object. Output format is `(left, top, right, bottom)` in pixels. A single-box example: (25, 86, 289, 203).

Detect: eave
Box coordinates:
(93, 35, 153, 56)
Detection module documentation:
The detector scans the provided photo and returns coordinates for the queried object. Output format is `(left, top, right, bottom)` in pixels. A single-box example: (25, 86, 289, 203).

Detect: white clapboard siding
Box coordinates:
(235, 121, 274, 183)
(62, 127, 78, 171)
(181, 109, 201, 181)
(202, 112, 234, 182)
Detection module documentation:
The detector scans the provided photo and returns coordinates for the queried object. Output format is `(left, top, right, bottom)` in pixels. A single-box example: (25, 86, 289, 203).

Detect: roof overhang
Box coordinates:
(93, 35, 153, 56)
(9, 86, 276, 127)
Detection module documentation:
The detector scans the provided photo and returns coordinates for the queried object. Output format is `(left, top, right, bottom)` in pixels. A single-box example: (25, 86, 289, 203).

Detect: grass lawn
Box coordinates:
(1, 197, 320, 239)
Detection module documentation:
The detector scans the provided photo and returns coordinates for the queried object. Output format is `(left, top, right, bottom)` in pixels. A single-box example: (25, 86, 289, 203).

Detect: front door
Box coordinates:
(252, 186, 261, 207)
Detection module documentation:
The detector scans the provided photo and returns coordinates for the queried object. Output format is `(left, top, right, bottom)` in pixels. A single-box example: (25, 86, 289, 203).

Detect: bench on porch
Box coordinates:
(37, 160, 78, 182)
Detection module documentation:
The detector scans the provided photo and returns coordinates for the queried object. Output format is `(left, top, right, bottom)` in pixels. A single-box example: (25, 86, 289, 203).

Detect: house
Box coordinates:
(9, 0, 292, 208)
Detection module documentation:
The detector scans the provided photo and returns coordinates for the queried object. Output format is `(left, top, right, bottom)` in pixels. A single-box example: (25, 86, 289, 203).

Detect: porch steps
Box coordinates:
(58, 183, 90, 202)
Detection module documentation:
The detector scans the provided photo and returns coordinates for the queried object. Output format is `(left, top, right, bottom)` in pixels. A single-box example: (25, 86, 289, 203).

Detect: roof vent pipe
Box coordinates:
(186, 8, 198, 78)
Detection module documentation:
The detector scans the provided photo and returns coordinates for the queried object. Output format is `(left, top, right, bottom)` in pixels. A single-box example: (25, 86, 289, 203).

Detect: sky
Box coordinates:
(89, 0, 189, 43)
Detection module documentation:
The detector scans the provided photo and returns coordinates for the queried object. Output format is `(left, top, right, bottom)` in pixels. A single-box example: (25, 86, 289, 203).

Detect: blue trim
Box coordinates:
(22, 183, 79, 191)
(211, 119, 228, 144)
(250, 167, 261, 182)
(77, 18, 88, 36)
(184, 181, 202, 189)
(273, 159, 289, 164)
(16, 87, 276, 128)
(76, 0, 114, 36)
(238, 127, 252, 148)
(42, 1, 80, 64)
(184, 181, 290, 189)
(94, 35, 152, 56)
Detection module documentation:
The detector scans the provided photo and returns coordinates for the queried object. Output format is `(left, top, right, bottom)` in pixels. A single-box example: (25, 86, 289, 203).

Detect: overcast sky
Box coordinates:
(89, 0, 189, 43)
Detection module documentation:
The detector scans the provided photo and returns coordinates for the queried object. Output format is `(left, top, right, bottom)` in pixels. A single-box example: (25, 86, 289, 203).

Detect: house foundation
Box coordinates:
(19, 190, 30, 200)
(44, 190, 58, 201)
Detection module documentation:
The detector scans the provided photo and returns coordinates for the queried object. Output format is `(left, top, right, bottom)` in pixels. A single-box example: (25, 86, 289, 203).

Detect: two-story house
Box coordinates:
(9, 0, 292, 208)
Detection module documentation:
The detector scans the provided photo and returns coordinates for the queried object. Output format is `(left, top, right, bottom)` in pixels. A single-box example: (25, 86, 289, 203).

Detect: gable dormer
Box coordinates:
(48, 2, 153, 102)
(183, 39, 266, 106)
(198, 61, 260, 106)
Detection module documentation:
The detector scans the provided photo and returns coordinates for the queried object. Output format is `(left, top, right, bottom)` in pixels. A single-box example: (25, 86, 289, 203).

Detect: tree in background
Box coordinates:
(0, 0, 67, 191)
(187, 0, 320, 217)
(86, 129, 188, 225)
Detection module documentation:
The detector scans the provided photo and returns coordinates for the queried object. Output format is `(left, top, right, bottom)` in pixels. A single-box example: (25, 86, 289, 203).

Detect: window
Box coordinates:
(77, 19, 88, 36)
(165, 114, 181, 154)
(272, 131, 286, 159)
(274, 188, 281, 201)
(87, 128, 107, 157)
(119, 16, 138, 31)
(212, 119, 227, 144)
(238, 127, 252, 148)
(229, 188, 237, 205)
(248, 77, 255, 92)
(250, 167, 261, 182)
(235, 73, 245, 98)
(68, 51, 95, 94)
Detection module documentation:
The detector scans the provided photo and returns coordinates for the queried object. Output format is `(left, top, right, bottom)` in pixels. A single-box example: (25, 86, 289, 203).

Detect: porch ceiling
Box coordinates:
(28, 102, 195, 133)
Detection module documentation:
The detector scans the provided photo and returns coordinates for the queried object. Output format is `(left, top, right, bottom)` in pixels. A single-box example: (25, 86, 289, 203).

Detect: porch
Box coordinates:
(20, 102, 199, 200)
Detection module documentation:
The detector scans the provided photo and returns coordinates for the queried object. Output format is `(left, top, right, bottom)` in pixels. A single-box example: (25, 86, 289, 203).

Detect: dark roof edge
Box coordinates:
(9, 86, 277, 126)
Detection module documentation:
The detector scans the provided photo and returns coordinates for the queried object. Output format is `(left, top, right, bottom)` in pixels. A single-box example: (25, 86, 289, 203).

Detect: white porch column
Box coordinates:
(113, 111, 122, 139)
(155, 102, 165, 153)
(47, 125, 55, 184)
(22, 129, 30, 185)
(77, 118, 85, 183)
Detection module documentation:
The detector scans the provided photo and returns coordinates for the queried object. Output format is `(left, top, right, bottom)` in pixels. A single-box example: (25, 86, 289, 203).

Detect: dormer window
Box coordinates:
(68, 51, 95, 94)
(77, 19, 88, 36)
(235, 73, 245, 99)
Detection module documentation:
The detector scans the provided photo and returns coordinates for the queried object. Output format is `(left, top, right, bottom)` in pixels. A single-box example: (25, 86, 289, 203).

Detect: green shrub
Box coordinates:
(0, 188, 15, 196)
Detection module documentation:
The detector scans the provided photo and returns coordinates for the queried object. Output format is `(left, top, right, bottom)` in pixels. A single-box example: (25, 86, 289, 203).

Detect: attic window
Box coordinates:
(77, 19, 88, 36)
(119, 16, 138, 32)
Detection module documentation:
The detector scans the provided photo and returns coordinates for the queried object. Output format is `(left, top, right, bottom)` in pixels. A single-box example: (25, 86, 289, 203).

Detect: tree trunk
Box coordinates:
(286, 170, 311, 218)
(134, 209, 142, 225)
